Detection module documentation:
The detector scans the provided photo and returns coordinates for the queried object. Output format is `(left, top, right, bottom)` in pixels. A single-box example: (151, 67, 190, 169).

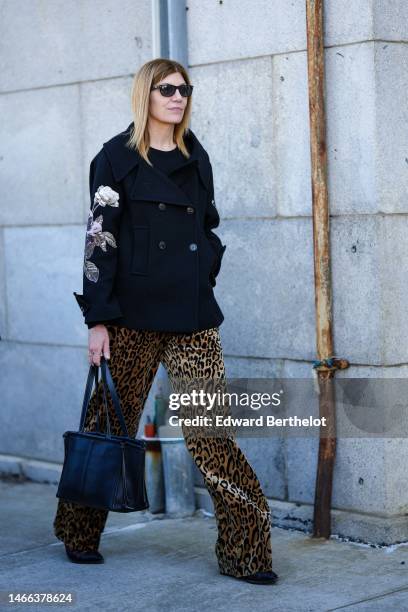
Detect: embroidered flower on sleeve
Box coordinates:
(93, 185, 120, 208)
(83, 185, 119, 283)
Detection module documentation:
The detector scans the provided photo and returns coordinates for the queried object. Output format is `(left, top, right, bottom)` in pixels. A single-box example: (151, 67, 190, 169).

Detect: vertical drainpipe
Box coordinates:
(153, 0, 188, 65)
(305, 0, 349, 538)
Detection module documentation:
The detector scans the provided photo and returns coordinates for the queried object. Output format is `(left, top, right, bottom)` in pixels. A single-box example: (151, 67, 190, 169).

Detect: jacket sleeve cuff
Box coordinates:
(73, 292, 123, 325)
(87, 321, 108, 329)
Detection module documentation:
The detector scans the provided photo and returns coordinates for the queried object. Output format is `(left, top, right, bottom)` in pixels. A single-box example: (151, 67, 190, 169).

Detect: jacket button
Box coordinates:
(158, 241, 166, 249)
(186, 206, 195, 214)
(211, 199, 216, 206)
(158, 202, 166, 211)
(189, 243, 197, 251)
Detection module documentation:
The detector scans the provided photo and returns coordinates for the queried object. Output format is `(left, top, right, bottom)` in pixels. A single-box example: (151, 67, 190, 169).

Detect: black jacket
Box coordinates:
(74, 122, 227, 333)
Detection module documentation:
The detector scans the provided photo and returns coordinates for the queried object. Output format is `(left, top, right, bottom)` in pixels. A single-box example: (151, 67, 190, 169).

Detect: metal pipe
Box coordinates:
(305, 0, 348, 538)
(157, 0, 188, 65)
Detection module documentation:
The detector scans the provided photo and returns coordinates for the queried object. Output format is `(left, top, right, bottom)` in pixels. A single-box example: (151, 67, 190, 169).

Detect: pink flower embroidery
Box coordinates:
(87, 219, 102, 235)
(83, 185, 119, 283)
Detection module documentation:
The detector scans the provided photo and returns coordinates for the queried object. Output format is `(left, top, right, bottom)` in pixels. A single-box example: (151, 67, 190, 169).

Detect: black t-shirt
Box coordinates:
(147, 146, 185, 176)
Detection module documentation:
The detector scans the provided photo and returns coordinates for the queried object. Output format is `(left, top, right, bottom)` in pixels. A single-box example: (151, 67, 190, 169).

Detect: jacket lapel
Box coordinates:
(130, 155, 199, 207)
(102, 122, 210, 208)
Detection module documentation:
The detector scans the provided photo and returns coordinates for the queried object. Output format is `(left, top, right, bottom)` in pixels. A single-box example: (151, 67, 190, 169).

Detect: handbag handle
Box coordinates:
(79, 364, 99, 431)
(78, 364, 112, 435)
(79, 357, 130, 438)
(100, 357, 130, 438)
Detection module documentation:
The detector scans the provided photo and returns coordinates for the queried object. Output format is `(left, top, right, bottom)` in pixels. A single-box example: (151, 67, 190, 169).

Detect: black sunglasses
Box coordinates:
(151, 83, 194, 97)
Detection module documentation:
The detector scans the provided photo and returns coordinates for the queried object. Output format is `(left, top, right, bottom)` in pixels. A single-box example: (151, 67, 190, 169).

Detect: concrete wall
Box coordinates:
(1, 0, 407, 543)
(186, 0, 408, 541)
(0, 0, 155, 462)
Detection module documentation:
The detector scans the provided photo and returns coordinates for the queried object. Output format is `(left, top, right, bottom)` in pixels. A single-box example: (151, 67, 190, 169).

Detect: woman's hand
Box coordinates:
(88, 324, 110, 366)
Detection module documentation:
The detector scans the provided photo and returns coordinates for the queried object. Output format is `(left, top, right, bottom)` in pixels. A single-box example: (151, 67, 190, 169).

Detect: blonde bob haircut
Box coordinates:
(126, 58, 193, 167)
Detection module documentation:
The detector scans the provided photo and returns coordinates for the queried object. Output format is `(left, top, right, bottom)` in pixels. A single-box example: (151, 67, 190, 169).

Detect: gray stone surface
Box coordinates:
(81, 76, 134, 221)
(318, 42, 377, 216)
(330, 216, 383, 364)
(285, 416, 408, 517)
(187, 0, 378, 66)
(0, 341, 160, 461)
(269, 497, 408, 546)
(287, 436, 319, 505)
(271, 50, 312, 218)
(380, 217, 408, 364)
(0, 342, 90, 460)
(0, 455, 24, 478)
(192, 40, 408, 224)
(191, 56, 276, 218)
(2, 456, 408, 546)
(332, 439, 390, 515)
(0, 85, 83, 226)
(373, 0, 408, 40)
(237, 436, 287, 500)
(0, 0, 152, 91)
(372, 43, 408, 214)
(2, 479, 408, 611)
(0, 228, 6, 336)
(218, 218, 316, 361)
(332, 215, 408, 365)
(4, 226, 86, 344)
(217, 215, 408, 366)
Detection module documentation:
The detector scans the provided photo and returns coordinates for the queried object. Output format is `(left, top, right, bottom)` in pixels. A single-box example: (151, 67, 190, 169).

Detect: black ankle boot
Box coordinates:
(222, 569, 279, 584)
(64, 544, 104, 564)
(238, 570, 279, 584)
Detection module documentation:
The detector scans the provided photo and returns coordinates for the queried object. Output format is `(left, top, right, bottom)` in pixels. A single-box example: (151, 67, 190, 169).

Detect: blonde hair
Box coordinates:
(126, 58, 193, 167)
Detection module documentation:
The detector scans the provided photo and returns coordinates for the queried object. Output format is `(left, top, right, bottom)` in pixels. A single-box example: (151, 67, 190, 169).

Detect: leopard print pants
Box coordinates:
(53, 325, 273, 577)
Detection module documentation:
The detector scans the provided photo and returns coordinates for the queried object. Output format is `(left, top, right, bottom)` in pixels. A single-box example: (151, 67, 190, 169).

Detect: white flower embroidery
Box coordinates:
(83, 185, 119, 283)
(93, 185, 120, 208)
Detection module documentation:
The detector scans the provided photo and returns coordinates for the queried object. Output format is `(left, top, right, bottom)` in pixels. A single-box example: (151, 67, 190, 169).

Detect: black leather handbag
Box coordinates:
(56, 356, 149, 513)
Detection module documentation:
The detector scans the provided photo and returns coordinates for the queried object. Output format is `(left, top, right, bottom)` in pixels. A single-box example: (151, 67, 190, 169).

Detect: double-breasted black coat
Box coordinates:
(74, 122, 227, 333)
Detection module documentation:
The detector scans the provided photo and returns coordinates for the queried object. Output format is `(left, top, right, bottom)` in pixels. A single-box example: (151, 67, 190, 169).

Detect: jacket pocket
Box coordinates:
(131, 226, 150, 275)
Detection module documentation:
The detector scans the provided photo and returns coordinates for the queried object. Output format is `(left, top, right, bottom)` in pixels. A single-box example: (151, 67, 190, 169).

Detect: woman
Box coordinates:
(53, 58, 278, 585)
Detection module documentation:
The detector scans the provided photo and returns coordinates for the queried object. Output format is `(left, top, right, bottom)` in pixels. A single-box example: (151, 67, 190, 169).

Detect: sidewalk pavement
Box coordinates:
(1, 477, 408, 612)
